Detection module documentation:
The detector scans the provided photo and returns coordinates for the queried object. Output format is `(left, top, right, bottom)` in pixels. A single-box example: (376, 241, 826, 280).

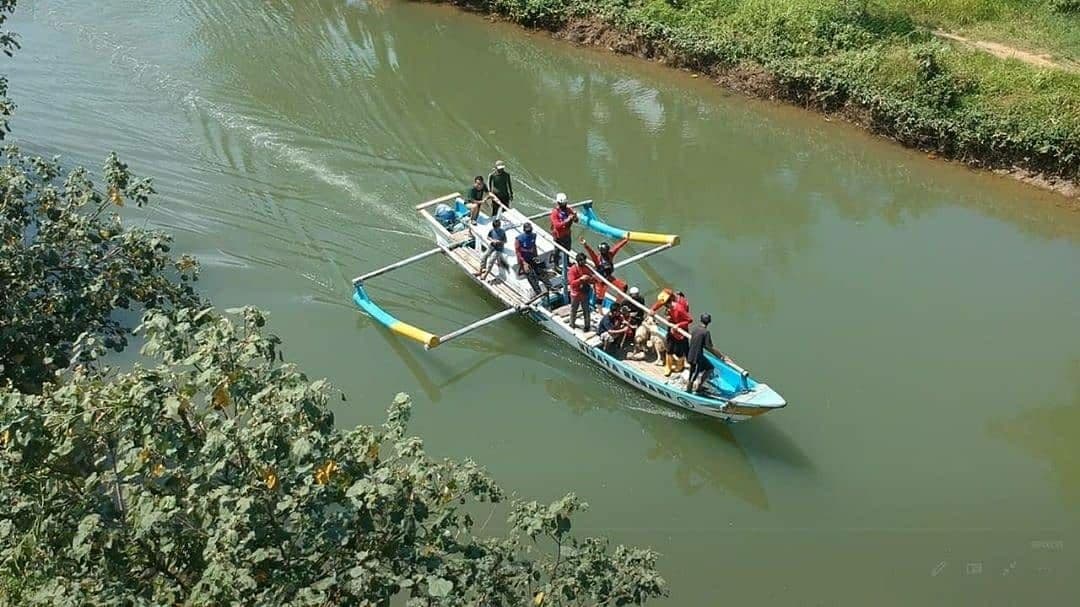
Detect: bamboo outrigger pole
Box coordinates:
(352, 247, 443, 285)
(612, 243, 674, 271)
(435, 306, 522, 347)
(432, 291, 548, 348)
(351, 239, 476, 285)
(415, 192, 462, 210)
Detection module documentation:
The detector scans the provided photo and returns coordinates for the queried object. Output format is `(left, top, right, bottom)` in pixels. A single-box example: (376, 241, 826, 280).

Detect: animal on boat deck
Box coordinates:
(632, 316, 666, 364)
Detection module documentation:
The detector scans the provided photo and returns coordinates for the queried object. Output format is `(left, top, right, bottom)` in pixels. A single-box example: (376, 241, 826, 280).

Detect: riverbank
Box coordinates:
(426, 0, 1080, 198)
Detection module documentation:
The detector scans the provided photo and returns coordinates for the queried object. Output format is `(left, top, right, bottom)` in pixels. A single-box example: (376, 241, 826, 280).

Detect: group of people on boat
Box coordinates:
(465, 160, 514, 224)
(465, 160, 720, 394)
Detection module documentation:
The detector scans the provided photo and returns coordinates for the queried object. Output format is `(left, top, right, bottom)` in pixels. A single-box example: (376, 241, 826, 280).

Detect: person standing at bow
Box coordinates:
(687, 313, 715, 393)
(487, 160, 514, 216)
(549, 193, 578, 272)
(652, 288, 692, 376)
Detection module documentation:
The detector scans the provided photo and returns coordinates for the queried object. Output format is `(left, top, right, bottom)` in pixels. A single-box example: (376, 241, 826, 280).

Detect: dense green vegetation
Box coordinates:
(0, 1, 666, 604)
(1, 310, 665, 605)
(878, 0, 1079, 60)
(452, 0, 1080, 182)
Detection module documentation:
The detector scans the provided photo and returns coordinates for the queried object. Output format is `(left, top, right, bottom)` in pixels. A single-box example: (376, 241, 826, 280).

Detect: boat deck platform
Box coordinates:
(550, 303, 691, 389)
(446, 246, 531, 307)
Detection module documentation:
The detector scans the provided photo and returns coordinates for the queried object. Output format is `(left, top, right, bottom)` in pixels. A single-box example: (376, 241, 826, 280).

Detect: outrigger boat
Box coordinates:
(351, 194, 786, 422)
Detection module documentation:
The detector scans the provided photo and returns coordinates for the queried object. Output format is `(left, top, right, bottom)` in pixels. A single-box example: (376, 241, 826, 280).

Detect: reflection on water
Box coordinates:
(642, 415, 770, 509)
(988, 364, 1080, 508)
(544, 373, 771, 510)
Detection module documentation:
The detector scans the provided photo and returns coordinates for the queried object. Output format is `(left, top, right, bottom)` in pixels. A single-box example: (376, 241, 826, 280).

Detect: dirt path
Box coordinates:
(933, 30, 1079, 72)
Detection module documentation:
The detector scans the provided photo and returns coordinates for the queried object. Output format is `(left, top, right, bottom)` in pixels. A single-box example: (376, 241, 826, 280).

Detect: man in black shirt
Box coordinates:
(487, 160, 513, 216)
(466, 176, 490, 224)
(687, 313, 715, 394)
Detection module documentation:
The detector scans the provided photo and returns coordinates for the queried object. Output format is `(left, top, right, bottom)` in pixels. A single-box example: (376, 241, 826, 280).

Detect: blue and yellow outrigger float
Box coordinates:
(351, 194, 786, 422)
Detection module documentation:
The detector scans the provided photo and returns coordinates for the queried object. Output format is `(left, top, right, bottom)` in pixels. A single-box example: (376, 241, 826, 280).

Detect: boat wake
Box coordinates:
(181, 91, 423, 235)
(624, 402, 690, 420)
(31, 0, 425, 237)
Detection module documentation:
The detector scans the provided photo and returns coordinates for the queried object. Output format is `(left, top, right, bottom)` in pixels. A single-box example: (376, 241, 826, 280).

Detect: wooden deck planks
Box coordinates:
(447, 247, 528, 307)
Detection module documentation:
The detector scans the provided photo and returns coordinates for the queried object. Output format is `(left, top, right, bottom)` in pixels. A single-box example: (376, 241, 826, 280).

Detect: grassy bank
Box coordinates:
(434, 0, 1080, 187)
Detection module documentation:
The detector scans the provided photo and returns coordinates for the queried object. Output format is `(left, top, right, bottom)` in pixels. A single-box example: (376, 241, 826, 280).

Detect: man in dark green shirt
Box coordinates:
(487, 160, 513, 216)
(466, 176, 489, 224)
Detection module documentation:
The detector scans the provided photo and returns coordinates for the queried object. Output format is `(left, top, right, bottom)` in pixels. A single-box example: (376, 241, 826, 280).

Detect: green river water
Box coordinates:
(9, 0, 1080, 603)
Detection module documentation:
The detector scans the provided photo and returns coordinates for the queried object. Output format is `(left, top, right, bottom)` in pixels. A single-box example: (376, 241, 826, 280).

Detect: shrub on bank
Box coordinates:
(442, 0, 1080, 181)
(490, 0, 572, 29)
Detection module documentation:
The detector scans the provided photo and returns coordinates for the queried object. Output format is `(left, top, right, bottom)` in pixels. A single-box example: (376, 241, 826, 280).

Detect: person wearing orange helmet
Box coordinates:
(651, 288, 692, 376)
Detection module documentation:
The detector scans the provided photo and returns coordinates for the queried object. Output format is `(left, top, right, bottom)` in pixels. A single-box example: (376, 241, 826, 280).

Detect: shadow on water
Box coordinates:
(361, 295, 783, 511)
(987, 362, 1080, 509)
(732, 418, 815, 472)
(644, 414, 772, 510)
(358, 302, 568, 403)
(543, 366, 781, 511)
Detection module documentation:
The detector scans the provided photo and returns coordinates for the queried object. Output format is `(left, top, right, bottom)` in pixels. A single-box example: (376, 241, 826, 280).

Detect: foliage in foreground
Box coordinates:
(0, 306, 666, 605)
(0, 0, 664, 603)
(451, 0, 1080, 181)
(0, 146, 202, 393)
(0, 0, 18, 138)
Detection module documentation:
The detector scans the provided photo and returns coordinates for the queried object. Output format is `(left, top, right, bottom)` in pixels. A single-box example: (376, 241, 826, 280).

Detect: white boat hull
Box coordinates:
(426, 206, 785, 422)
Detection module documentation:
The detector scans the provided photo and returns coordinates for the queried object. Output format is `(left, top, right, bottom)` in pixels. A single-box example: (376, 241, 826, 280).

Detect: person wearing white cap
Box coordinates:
(622, 285, 646, 328)
(548, 192, 578, 272)
(487, 160, 513, 216)
(625, 286, 651, 360)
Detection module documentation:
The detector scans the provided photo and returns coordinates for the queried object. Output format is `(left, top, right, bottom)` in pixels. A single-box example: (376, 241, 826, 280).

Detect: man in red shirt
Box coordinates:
(567, 252, 594, 332)
(652, 289, 692, 376)
(592, 262, 627, 309)
(549, 193, 578, 272)
(581, 236, 630, 267)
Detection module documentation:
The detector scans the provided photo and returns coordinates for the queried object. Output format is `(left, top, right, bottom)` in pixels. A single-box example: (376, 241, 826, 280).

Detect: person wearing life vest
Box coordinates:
(651, 288, 692, 376)
(567, 252, 594, 332)
(515, 223, 550, 295)
(548, 193, 578, 272)
(591, 262, 627, 310)
(581, 236, 630, 267)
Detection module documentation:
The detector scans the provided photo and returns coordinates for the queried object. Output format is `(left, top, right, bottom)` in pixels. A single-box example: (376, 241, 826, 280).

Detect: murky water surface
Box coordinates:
(10, 1, 1080, 603)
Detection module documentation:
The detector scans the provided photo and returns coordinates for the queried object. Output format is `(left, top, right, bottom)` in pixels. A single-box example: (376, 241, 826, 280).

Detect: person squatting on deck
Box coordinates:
(597, 303, 634, 353)
(549, 193, 578, 272)
(568, 252, 595, 332)
(474, 218, 508, 283)
(687, 313, 714, 394)
(652, 288, 692, 377)
(515, 223, 551, 295)
(466, 176, 492, 225)
(488, 160, 513, 216)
